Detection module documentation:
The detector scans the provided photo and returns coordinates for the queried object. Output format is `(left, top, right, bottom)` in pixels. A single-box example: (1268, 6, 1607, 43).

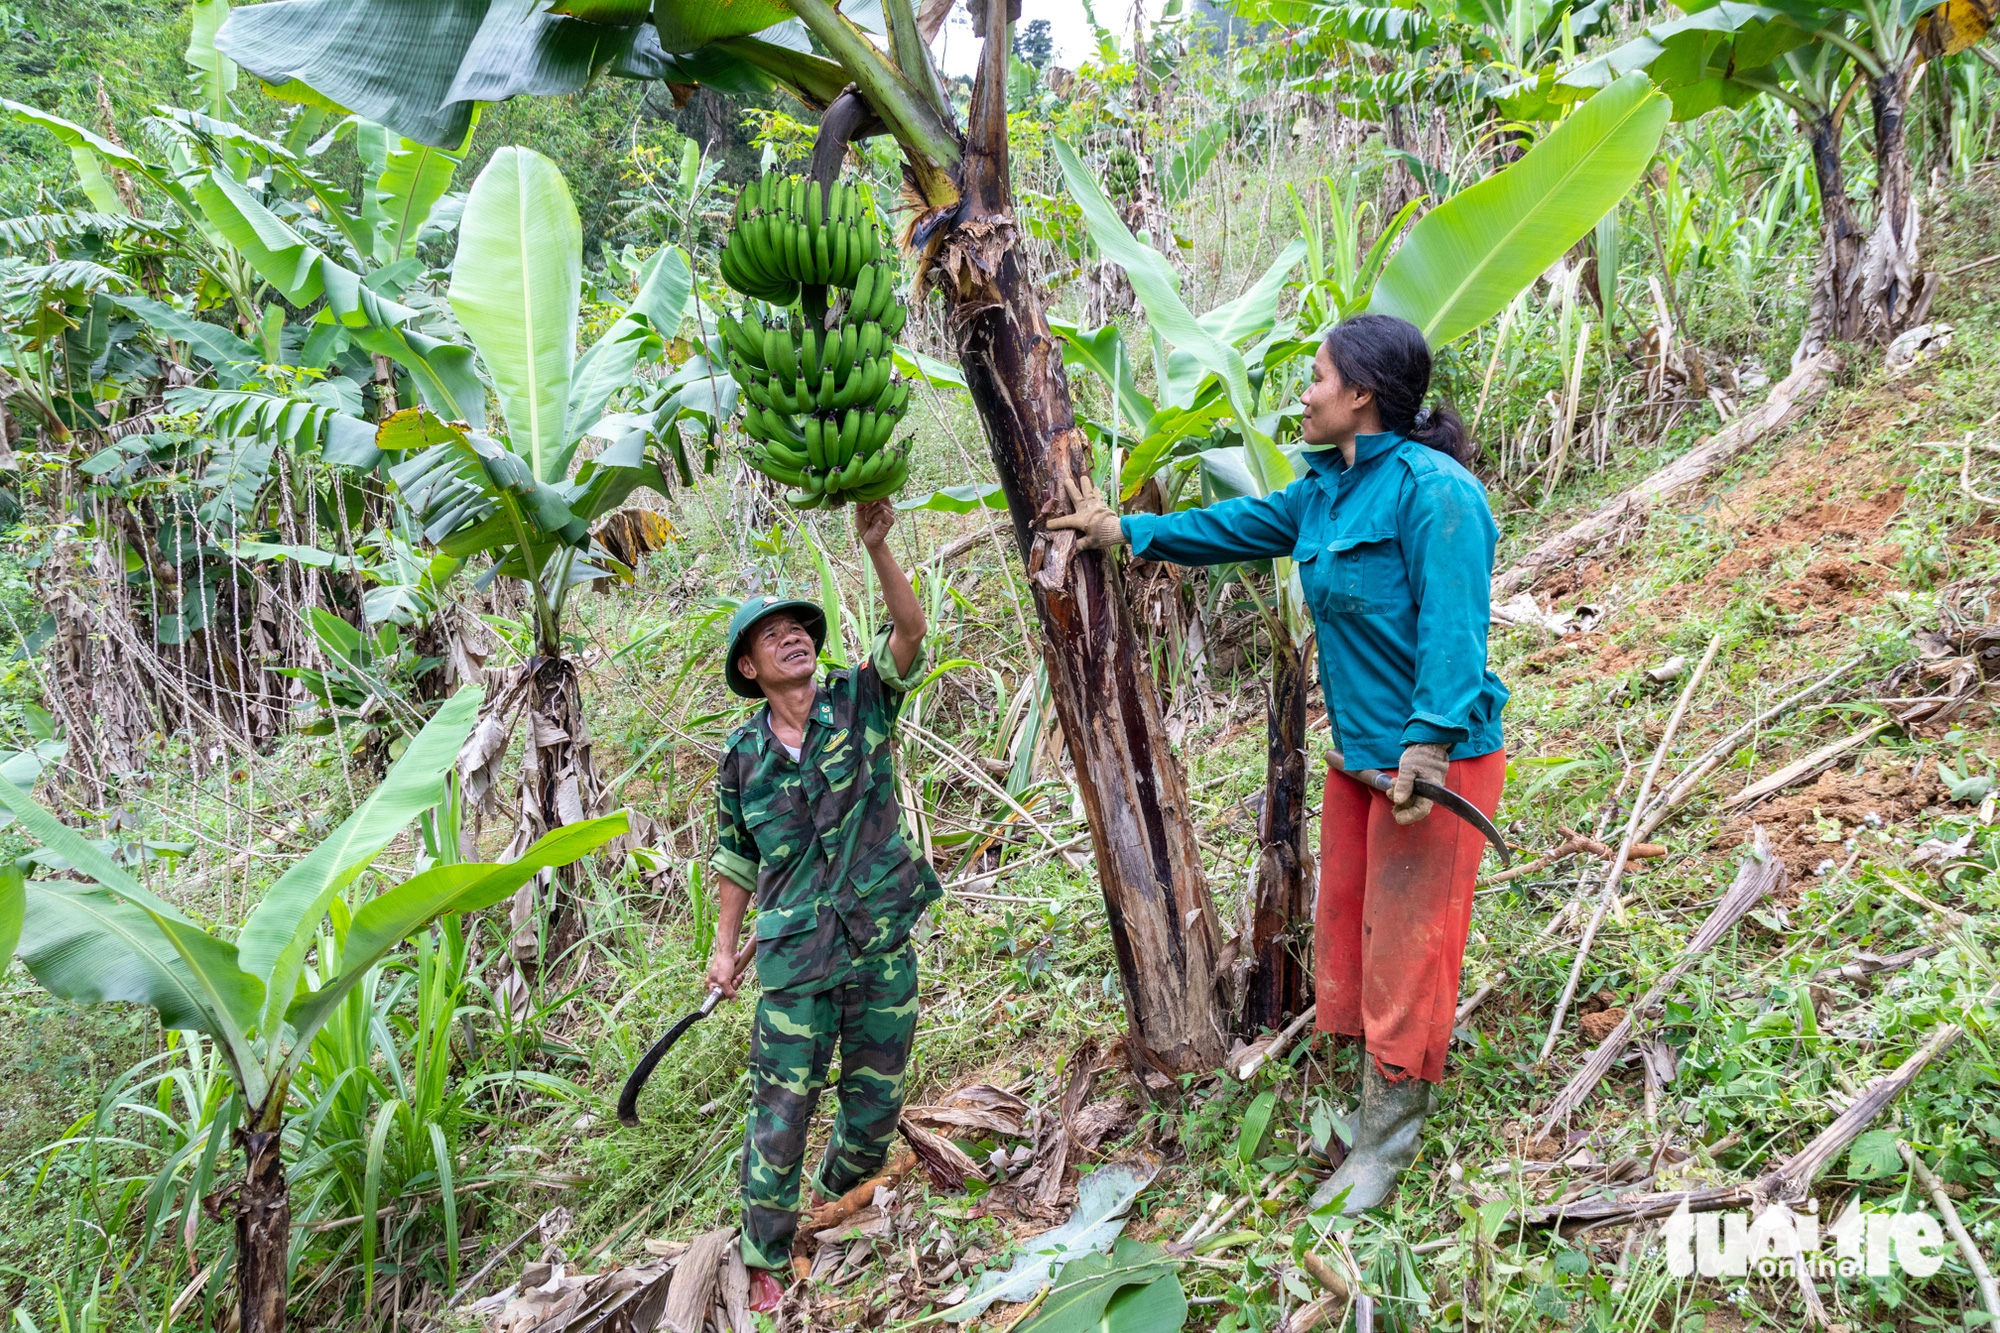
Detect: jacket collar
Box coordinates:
(754, 685, 831, 759)
(1303, 431, 1405, 482)
(1352, 430, 1403, 467)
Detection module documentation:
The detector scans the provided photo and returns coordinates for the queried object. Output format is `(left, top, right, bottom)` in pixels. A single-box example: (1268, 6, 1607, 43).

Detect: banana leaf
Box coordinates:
(653, 0, 794, 50)
(236, 689, 482, 1053)
(1052, 138, 1294, 495)
(1553, 1, 1824, 119)
(1369, 71, 1669, 345)
(568, 246, 691, 447)
(283, 813, 629, 1051)
(218, 0, 718, 147)
(449, 146, 581, 483)
(3, 99, 152, 215)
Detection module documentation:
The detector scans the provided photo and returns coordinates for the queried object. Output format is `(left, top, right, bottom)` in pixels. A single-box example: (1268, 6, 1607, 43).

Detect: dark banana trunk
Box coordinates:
(1245, 629, 1313, 1034)
(891, 0, 1228, 1080)
(234, 1122, 290, 1333)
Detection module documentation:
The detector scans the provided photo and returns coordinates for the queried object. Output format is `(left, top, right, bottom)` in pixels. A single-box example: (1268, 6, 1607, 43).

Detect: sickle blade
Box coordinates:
(1412, 779, 1511, 867)
(616, 1007, 710, 1127)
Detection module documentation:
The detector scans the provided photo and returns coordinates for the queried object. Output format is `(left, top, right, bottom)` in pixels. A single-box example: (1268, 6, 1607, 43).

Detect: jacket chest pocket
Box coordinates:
(743, 791, 811, 867)
(1324, 531, 1403, 614)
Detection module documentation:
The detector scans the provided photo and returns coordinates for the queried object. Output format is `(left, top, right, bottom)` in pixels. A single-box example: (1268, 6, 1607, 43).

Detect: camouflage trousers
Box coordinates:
(739, 945, 919, 1271)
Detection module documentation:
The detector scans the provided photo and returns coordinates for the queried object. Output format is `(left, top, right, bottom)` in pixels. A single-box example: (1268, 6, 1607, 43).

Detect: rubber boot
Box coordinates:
(1309, 1059, 1431, 1215)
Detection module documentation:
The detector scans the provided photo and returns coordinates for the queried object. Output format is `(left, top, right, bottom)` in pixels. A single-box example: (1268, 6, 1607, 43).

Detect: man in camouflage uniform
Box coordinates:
(707, 498, 939, 1286)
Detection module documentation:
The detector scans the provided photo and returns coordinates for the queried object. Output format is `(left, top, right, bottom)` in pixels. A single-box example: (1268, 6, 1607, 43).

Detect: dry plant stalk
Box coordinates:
(1516, 977, 2000, 1230)
(1541, 632, 1725, 1061)
(1900, 1142, 2000, 1326)
(1535, 827, 1784, 1139)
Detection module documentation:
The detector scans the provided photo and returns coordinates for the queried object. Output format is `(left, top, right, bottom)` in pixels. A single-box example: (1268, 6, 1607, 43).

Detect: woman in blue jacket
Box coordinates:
(1051, 314, 1508, 1214)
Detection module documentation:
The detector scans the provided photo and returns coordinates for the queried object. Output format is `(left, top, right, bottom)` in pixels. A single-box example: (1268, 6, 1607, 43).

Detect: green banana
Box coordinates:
(881, 298, 907, 338)
(801, 326, 821, 383)
(839, 407, 862, 460)
(851, 451, 907, 502)
(747, 448, 805, 487)
(835, 323, 859, 386)
(803, 415, 826, 471)
(806, 178, 823, 234)
(850, 445, 887, 489)
(851, 265, 878, 324)
(815, 367, 837, 412)
(763, 435, 809, 469)
(769, 324, 797, 382)
(871, 266, 898, 322)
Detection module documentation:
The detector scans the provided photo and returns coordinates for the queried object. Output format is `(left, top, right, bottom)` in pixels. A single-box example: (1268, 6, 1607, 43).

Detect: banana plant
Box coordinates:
(381, 144, 689, 978)
(0, 689, 630, 1333)
(1527, 0, 1993, 347)
(3, 97, 479, 417)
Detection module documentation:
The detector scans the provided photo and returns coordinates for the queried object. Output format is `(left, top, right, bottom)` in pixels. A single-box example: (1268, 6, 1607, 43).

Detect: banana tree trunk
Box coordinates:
(1861, 58, 1937, 340)
(1802, 108, 1866, 353)
(235, 1123, 290, 1333)
(1244, 629, 1312, 1034)
(461, 651, 600, 1014)
(915, 4, 1228, 1080)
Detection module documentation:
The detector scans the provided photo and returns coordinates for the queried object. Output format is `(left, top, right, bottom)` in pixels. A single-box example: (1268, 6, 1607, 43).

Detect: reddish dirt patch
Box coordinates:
(1516, 632, 1647, 683)
(1519, 636, 1593, 675)
(1579, 1008, 1627, 1042)
(1533, 559, 1611, 603)
(1728, 754, 1945, 881)
(1766, 556, 1882, 626)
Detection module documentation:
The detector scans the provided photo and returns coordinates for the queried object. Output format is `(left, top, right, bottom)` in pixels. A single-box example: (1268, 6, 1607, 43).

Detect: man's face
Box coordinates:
(738, 613, 817, 692)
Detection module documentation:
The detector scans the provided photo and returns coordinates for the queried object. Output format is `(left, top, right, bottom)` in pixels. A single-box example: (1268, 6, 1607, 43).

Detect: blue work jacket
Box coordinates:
(1122, 431, 1508, 772)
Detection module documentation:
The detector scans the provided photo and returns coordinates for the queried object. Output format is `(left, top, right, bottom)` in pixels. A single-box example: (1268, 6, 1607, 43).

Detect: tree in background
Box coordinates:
(1015, 16, 1055, 67)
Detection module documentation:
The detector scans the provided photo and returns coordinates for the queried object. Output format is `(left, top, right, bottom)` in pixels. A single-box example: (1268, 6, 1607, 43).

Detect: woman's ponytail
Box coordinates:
(1322, 315, 1476, 467)
(1406, 402, 1469, 464)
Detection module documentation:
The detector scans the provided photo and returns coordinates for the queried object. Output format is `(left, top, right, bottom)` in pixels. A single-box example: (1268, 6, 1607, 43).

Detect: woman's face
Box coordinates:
(1300, 344, 1377, 448)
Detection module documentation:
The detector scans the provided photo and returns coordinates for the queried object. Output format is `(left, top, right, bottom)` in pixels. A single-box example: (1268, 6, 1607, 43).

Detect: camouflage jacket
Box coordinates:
(713, 627, 941, 995)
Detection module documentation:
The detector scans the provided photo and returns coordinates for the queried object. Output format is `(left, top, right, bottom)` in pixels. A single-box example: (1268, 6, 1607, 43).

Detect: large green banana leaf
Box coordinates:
(360, 122, 465, 264)
(1053, 138, 1294, 499)
(654, 0, 794, 50)
(2, 99, 151, 214)
(567, 245, 692, 450)
(218, 0, 487, 149)
(1051, 321, 1157, 439)
(10, 694, 616, 1109)
(237, 689, 482, 1055)
(218, 0, 697, 149)
(282, 813, 628, 1053)
(1369, 71, 1669, 345)
(108, 295, 259, 387)
(450, 146, 581, 483)
(186, 0, 238, 119)
(19, 882, 262, 1066)
(1549, 1, 1826, 119)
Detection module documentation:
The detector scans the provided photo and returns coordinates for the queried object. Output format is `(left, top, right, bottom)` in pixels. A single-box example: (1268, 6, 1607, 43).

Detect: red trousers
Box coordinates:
(1314, 750, 1506, 1083)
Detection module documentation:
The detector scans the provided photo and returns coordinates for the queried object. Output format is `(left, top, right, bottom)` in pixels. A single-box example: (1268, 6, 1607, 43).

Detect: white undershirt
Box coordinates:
(779, 740, 801, 762)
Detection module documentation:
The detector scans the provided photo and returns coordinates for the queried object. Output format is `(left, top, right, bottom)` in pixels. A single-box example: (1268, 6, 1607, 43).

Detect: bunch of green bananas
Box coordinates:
(718, 172, 916, 508)
(1105, 145, 1141, 199)
(720, 174, 886, 303)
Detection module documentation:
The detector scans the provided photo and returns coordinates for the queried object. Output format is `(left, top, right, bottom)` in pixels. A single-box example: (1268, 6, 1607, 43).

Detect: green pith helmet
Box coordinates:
(724, 596, 828, 699)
